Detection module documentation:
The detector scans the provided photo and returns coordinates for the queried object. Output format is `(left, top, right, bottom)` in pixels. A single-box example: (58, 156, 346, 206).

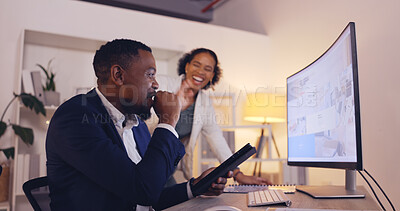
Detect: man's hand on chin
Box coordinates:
(153, 91, 181, 127)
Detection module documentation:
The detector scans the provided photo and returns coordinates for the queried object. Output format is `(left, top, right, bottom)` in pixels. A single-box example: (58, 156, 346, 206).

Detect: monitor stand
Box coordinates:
(296, 170, 366, 199)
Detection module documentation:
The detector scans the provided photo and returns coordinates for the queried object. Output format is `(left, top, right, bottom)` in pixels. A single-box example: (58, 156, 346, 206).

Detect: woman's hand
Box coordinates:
(177, 79, 195, 110)
(234, 171, 272, 185)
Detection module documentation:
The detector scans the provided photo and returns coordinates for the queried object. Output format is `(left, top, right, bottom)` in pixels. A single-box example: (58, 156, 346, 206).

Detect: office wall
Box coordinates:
(213, 0, 400, 208)
(0, 0, 270, 144)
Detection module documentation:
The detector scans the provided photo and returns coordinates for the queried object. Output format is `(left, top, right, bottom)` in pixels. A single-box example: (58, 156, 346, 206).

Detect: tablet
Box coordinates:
(192, 143, 256, 196)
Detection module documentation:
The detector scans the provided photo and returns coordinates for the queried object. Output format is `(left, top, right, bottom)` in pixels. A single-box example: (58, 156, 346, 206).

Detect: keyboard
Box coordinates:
(224, 184, 296, 193)
(247, 189, 292, 207)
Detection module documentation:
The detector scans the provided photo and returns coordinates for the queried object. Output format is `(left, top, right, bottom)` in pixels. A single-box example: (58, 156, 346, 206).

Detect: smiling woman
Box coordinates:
(177, 48, 222, 93)
(150, 48, 271, 187)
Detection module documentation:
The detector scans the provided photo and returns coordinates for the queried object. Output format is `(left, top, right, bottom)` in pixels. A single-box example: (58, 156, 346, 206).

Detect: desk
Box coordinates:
(165, 186, 380, 210)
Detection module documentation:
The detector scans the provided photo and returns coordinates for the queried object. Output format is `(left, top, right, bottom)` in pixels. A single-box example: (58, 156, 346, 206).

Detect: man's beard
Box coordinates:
(121, 103, 152, 121)
(137, 108, 152, 120)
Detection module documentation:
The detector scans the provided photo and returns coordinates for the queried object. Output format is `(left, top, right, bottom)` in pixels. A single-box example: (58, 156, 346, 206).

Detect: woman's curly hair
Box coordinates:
(177, 48, 222, 90)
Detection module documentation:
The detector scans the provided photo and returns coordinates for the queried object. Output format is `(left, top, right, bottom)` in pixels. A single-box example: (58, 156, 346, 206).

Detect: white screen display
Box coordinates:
(287, 26, 358, 163)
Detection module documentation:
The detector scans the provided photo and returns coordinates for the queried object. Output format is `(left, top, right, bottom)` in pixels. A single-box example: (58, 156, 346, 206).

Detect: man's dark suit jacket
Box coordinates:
(46, 89, 187, 210)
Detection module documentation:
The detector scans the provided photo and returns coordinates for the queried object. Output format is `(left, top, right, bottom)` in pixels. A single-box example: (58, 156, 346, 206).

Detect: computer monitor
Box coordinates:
(286, 22, 365, 198)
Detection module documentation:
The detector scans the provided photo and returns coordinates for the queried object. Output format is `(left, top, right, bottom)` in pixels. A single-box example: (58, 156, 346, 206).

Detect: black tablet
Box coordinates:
(192, 143, 256, 196)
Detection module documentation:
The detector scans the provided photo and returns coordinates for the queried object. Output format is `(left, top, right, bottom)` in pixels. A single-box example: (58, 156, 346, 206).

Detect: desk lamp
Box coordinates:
(243, 93, 285, 176)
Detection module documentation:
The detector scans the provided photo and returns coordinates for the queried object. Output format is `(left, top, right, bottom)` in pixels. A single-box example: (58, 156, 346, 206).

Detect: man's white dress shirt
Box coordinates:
(95, 88, 193, 210)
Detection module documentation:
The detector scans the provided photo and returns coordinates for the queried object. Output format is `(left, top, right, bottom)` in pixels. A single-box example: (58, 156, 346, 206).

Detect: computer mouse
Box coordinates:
(204, 205, 242, 211)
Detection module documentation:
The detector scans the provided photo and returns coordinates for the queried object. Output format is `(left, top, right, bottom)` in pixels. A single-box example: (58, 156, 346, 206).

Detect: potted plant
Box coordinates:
(37, 59, 60, 106)
(0, 93, 46, 201)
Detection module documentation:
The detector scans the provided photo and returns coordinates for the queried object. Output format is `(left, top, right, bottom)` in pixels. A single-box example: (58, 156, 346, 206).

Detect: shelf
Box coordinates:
(200, 158, 285, 162)
(24, 30, 182, 62)
(20, 104, 58, 110)
(15, 190, 48, 197)
(44, 105, 58, 110)
(247, 158, 286, 162)
(200, 158, 286, 163)
(24, 30, 104, 53)
(199, 158, 218, 162)
(0, 201, 9, 210)
(220, 125, 271, 129)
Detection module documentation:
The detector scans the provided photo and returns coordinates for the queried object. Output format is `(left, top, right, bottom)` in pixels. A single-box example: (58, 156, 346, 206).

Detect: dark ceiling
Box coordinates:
(79, 0, 227, 23)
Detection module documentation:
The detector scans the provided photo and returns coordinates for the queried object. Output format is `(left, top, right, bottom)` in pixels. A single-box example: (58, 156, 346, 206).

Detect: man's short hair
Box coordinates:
(93, 39, 152, 83)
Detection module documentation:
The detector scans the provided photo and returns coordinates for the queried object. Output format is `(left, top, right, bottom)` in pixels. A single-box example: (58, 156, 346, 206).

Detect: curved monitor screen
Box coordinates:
(287, 22, 362, 170)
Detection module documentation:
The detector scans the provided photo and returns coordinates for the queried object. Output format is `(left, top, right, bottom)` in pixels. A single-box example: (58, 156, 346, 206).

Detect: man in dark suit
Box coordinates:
(46, 39, 230, 211)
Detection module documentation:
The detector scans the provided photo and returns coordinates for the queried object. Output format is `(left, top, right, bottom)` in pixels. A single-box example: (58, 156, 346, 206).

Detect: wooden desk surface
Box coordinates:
(165, 186, 380, 211)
